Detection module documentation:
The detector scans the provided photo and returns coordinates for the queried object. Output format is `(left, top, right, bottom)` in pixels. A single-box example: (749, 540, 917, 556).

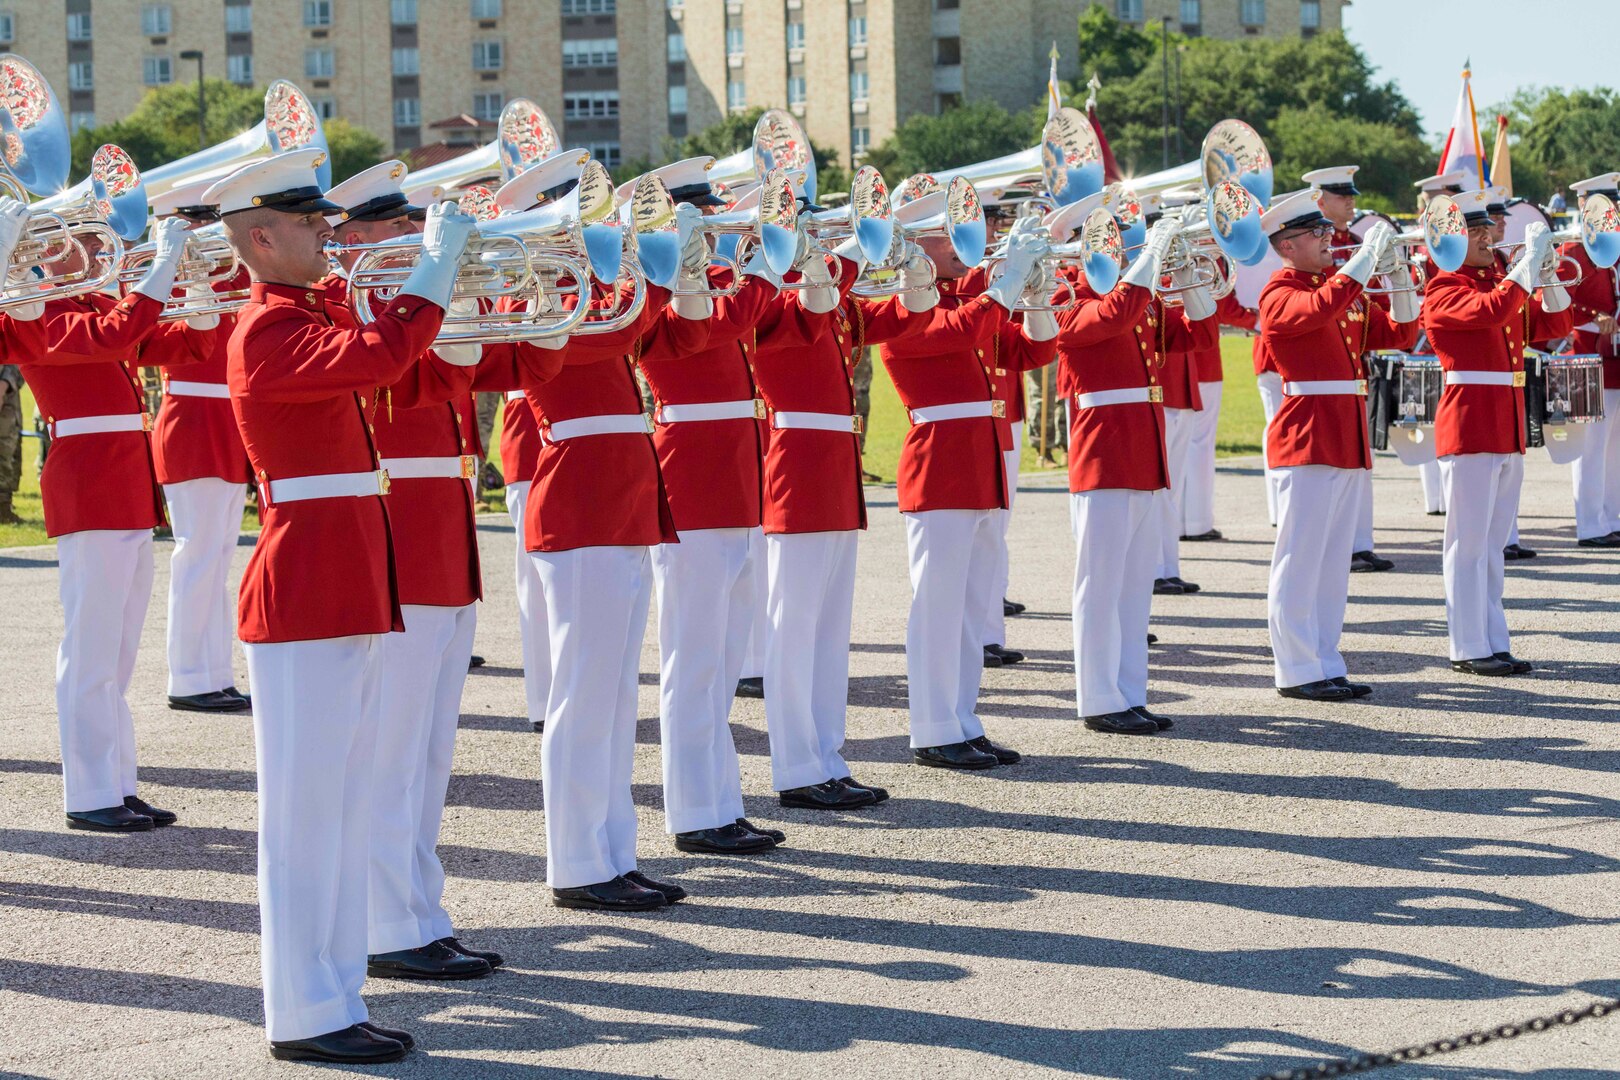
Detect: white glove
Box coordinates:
(740, 244, 782, 289)
(1120, 219, 1179, 291)
(131, 216, 191, 302)
(830, 234, 867, 276)
(672, 292, 713, 320)
(0, 197, 29, 267)
(527, 333, 568, 351)
(432, 296, 483, 366)
(797, 250, 838, 314)
(1022, 310, 1058, 342)
(985, 234, 1048, 313)
(675, 203, 708, 275)
(1539, 282, 1572, 314)
(400, 204, 477, 310)
(799, 252, 834, 287)
(4, 263, 45, 321)
(182, 282, 221, 331)
(1337, 220, 1392, 287)
(1172, 264, 1216, 321)
(1387, 265, 1420, 324)
(1505, 222, 1554, 295)
(900, 253, 938, 313)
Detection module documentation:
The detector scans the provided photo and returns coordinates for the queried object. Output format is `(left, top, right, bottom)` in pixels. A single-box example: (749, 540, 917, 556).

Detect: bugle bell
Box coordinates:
(1491, 192, 1620, 288)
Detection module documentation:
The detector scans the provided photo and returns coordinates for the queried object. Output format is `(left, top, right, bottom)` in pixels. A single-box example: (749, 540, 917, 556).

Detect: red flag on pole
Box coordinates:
(1085, 73, 1122, 185)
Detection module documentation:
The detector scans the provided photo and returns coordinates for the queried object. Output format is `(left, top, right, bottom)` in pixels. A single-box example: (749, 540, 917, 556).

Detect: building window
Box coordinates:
(473, 40, 503, 70)
(392, 47, 419, 75)
(1117, 0, 1143, 22)
(848, 16, 867, 45)
(141, 5, 172, 35)
(787, 75, 806, 106)
(588, 142, 621, 169)
(70, 111, 95, 131)
(849, 71, 869, 103)
(1179, 0, 1200, 26)
(394, 98, 420, 127)
(667, 32, 686, 62)
(471, 0, 502, 17)
(313, 96, 337, 119)
(68, 62, 94, 91)
(228, 54, 253, 84)
(727, 79, 746, 112)
(563, 91, 619, 119)
(391, 0, 418, 23)
(936, 36, 960, 64)
(143, 55, 174, 85)
(785, 21, 805, 51)
(67, 12, 92, 40)
(852, 126, 870, 155)
(225, 5, 252, 33)
(473, 92, 503, 121)
(668, 83, 687, 115)
(304, 0, 333, 28)
(726, 27, 744, 56)
(563, 38, 617, 66)
(1300, 0, 1321, 28)
(1240, 0, 1265, 26)
(561, 0, 615, 12)
(0, 13, 13, 44)
(667, 0, 683, 7)
(305, 47, 334, 78)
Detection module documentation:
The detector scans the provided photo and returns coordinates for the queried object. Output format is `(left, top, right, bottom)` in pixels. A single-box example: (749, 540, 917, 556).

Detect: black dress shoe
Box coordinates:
(1502, 543, 1537, 560)
(1328, 676, 1373, 699)
(532, 719, 544, 733)
(1153, 577, 1186, 595)
(358, 1021, 415, 1050)
(368, 939, 493, 981)
(1491, 652, 1534, 674)
(1452, 656, 1515, 677)
(1128, 706, 1174, 731)
(967, 735, 1022, 764)
(1180, 529, 1222, 542)
(1083, 710, 1158, 735)
(837, 777, 889, 804)
(981, 646, 1003, 668)
(1278, 680, 1355, 702)
(1350, 550, 1395, 572)
(123, 795, 176, 826)
(1577, 534, 1620, 548)
(67, 805, 154, 832)
(223, 686, 251, 707)
(1167, 576, 1201, 594)
(1147, 633, 1159, 645)
(735, 676, 765, 698)
(779, 779, 876, 809)
(1003, 597, 1027, 616)
(1426, 509, 1446, 516)
(270, 1024, 406, 1064)
(468, 654, 486, 669)
(985, 644, 1025, 665)
(675, 822, 777, 854)
(438, 936, 504, 968)
(167, 689, 250, 713)
(552, 875, 667, 911)
(737, 817, 788, 843)
(913, 742, 1001, 769)
(624, 870, 687, 904)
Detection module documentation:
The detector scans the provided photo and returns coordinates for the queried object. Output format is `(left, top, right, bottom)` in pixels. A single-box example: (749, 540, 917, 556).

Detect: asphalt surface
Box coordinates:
(0, 451, 1616, 1079)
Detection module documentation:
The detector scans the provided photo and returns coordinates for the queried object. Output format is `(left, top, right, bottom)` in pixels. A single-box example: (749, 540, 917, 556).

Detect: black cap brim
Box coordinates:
(1275, 210, 1329, 235)
(344, 194, 425, 222)
(225, 186, 344, 216)
(1318, 183, 1359, 196)
(670, 182, 725, 207)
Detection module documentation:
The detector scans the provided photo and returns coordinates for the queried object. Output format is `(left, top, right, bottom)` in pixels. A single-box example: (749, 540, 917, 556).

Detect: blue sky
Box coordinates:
(1342, 0, 1611, 139)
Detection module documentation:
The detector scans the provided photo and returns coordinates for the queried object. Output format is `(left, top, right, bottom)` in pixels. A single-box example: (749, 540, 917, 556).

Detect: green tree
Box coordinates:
(1076, 4, 1158, 85)
(863, 99, 1040, 181)
(1489, 87, 1620, 206)
(665, 107, 847, 202)
(322, 118, 386, 185)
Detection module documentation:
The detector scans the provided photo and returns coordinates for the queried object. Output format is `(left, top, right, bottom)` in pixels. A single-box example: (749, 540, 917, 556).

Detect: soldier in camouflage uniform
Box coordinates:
(0, 364, 21, 523)
(1025, 363, 1065, 467)
(853, 348, 879, 481)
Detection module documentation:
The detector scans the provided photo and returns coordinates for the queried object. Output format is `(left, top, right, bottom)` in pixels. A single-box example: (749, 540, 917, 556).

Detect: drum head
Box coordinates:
(1542, 423, 1588, 465)
(1233, 240, 1282, 310)
(1349, 209, 1399, 241)
(1389, 425, 1437, 465)
(1500, 199, 1552, 251)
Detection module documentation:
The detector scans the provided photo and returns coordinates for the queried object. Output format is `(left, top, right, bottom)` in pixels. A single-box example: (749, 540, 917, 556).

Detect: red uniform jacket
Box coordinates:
(14, 293, 214, 537)
(497, 392, 542, 488)
(229, 283, 445, 644)
(1191, 292, 1257, 385)
(1423, 264, 1573, 458)
(879, 277, 1055, 513)
(144, 268, 254, 486)
(1559, 243, 1619, 387)
(1055, 276, 1215, 493)
(751, 259, 930, 533)
(1260, 267, 1418, 470)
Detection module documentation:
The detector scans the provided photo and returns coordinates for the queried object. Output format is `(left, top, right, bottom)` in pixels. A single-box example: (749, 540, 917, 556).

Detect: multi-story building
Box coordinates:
(0, 0, 1342, 177)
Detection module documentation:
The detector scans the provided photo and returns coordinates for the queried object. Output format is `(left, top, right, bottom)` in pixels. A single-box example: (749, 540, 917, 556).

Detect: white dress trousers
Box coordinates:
(1268, 465, 1360, 688)
(1257, 371, 1284, 526)
(649, 527, 753, 834)
(1353, 466, 1375, 554)
(533, 544, 651, 887)
(904, 509, 998, 748)
(1440, 452, 1522, 661)
(740, 526, 767, 680)
(504, 481, 549, 724)
(369, 602, 477, 955)
(982, 426, 1021, 646)
(246, 633, 383, 1043)
(1157, 407, 1194, 576)
(162, 478, 247, 696)
(1572, 388, 1620, 539)
(1070, 488, 1158, 717)
(764, 529, 859, 790)
(55, 528, 153, 813)
(1180, 380, 1223, 536)
(1419, 459, 1447, 514)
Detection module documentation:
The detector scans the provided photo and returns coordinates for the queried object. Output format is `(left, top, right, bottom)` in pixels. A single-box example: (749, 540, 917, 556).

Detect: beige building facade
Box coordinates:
(0, 0, 1342, 178)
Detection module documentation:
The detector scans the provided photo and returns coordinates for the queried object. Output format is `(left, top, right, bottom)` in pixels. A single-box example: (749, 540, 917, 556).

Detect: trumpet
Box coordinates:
(1490, 192, 1620, 289)
(935, 106, 1105, 209)
(117, 224, 246, 321)
(670, 168, 800, 298)
(711, 109, 818, 204)
(0, 55, 72, 200)
(142, 81, 331, 202)
(853, 175, 986, 297)
(401, 98, 560, 208)
(799, 165, 896, 267)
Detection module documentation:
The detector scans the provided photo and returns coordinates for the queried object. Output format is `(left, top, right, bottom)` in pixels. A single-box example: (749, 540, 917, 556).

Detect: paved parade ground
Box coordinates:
(0, 451, 1616, 1079)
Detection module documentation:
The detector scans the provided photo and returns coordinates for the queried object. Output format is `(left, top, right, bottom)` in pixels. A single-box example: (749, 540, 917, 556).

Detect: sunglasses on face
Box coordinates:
(1281, 223, 1333, 241)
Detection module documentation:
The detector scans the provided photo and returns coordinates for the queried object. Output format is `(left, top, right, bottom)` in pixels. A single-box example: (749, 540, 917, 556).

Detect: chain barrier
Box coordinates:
(1256, 997, 1618, 1079)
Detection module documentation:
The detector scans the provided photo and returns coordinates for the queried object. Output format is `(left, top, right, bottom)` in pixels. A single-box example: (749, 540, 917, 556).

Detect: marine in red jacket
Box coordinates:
(1422, 189, 1573, 676)
(1558, 172, 1620, 545)
(2, 199, 215, 834)
(1179, 290, 1256, 541)
(1258, 189, 1418, 703)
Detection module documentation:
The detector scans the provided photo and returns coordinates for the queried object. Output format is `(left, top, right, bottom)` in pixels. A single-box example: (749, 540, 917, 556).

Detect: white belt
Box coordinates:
(544, 412, 653, 443)
(505, 389, 526, 402)
(51, 413, 151, 437)
(379, 455, 477, 480)
(1073, 386, 1162, 409)
(1283, 380, 1367, 396)
(656, 399, 765, 423)
(1445, 370, 1526, 387)
(908, 400, 1005, 424)
(771, 410, 862, 434)
(164, 380, 231, 400)
(262, 469, 389, 504)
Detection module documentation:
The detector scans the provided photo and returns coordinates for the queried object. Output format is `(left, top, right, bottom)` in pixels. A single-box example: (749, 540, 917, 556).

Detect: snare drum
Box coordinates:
(1381, 354, 1440, 465)
(1529, 353, 1604, 464)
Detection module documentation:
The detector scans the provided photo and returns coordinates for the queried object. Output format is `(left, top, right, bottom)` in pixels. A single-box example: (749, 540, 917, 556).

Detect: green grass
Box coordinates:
(0, 385, 46, 549)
